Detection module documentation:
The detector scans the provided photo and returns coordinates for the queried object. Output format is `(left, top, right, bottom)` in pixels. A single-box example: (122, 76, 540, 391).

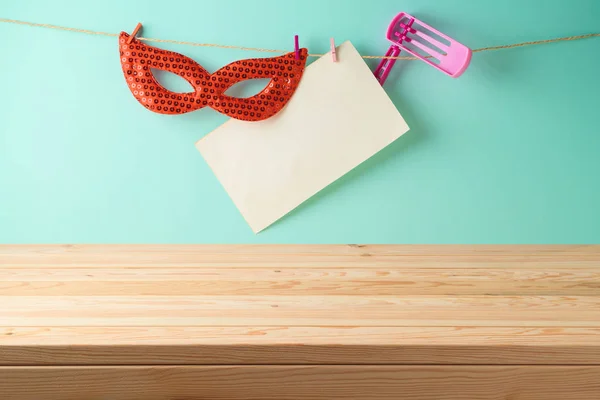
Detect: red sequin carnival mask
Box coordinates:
(119, 32, 308, 122)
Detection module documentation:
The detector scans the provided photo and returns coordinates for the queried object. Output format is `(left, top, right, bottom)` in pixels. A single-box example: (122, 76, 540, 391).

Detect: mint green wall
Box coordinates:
(1, 0, 599, 243)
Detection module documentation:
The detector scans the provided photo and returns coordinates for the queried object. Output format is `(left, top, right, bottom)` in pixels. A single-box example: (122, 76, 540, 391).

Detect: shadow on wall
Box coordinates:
(266, 73, 430, 232)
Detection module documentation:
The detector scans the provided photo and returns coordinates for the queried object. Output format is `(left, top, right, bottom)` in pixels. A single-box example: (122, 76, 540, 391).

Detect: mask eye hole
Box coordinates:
(151, 69, 194, 93)
(224, 78, 272, 98)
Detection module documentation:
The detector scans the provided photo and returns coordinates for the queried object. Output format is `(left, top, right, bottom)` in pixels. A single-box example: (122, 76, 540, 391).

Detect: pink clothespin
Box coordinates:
(294, 35, 300, 60)
(127, 22, 142, 44)
(330, 38, 337, 62)
(374, 12, 472, 85)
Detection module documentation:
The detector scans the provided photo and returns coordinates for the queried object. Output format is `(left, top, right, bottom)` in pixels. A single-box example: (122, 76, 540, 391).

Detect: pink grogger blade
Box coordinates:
(374, 12, 472, 85)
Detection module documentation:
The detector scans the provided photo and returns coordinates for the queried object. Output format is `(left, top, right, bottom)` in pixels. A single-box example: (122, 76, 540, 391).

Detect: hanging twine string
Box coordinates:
(1, 18, 598, 61)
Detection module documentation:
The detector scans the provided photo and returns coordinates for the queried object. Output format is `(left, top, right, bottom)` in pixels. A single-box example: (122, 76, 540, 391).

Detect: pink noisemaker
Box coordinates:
(374, 12, 472, 85)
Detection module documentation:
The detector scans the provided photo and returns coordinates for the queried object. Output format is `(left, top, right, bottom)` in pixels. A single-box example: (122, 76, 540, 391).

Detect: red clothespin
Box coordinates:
(127, 22, 142, 44)
(330, 38, 337, 62)
(294, 35, 300, 60)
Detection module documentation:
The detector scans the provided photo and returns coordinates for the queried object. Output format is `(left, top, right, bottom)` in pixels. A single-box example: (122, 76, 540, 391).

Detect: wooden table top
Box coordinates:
(1, 245, 599, 366)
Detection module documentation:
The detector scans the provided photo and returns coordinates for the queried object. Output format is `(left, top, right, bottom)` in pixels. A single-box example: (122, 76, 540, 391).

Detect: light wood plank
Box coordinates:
(2, 326, 600, 365)
(2, 295, 599, 327)
(2, 245, 599, 268)
(1, 268, 598, 295)
(1, 366, 599, 400)
(1, 245, 599, 368)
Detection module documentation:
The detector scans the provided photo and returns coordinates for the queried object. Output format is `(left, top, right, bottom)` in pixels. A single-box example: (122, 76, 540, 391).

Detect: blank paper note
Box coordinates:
(196, 41, 409, 232)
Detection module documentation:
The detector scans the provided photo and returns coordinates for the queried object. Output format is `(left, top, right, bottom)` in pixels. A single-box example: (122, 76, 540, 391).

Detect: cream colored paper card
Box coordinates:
(196, 41, 409, 232)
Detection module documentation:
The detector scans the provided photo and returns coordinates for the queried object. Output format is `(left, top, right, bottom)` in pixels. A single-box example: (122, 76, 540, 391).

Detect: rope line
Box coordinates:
(1, 18, 598, 61)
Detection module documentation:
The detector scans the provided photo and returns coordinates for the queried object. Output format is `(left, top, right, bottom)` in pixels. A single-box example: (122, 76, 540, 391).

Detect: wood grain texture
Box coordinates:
(1, 267, 598, 295)
(1, 244, 600, 400)
(2, 326, 600, 365)
(1, 366, 599, 400)
(2, 244, 599, 267)
(3, 295, 599, 327)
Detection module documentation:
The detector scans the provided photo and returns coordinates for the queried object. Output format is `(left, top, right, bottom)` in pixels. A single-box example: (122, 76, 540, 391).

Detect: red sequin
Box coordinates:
(119, 32, 307, 121)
